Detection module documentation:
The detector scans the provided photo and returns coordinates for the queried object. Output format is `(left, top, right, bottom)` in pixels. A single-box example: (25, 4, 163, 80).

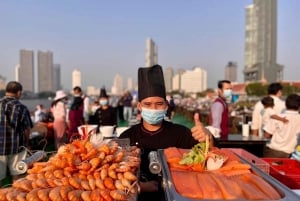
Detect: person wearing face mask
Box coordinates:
(51, 90, 68, 149)
(119, 65, 212, 201)
(209, 80, 232, 139)
(94, 87, 117, 133)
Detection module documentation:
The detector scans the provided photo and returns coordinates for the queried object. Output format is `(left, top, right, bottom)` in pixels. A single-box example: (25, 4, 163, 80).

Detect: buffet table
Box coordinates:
(158, 148, 300, 201)
(214, 134, 269, 157)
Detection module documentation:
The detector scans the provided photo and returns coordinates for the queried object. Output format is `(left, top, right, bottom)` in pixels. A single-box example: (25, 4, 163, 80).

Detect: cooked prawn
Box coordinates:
(60, 185, 74, 201)
(110, 190, 127, 201)
(37, 188, 51, 201)
(88, 157, 101, 172)
(81, 190, 92, 201)
(16, 191, 27, 201)
(99, 189, 113, 201)
(26, 188, 41, 201)
(68, 177, 81, 189)
(123, 171, 137, 181)
(103, 177, 115, 190)
(68, 189, 83, 201)
(49, 186, 63, 201)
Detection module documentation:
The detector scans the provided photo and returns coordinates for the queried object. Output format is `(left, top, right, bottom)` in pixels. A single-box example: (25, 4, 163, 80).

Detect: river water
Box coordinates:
(20, 99, 53, 112)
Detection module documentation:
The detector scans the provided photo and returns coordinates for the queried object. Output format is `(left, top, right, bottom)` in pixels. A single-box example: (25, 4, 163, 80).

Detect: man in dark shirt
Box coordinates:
(119, 65, 211, 201)
(94, 87, 117, 132)
(0, 81, 33, 186)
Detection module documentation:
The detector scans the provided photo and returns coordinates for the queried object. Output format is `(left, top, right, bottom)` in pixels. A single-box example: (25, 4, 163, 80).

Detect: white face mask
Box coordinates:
(141, 108, 167, 125)
(223, 89, 232, 98)
(99, 99, 108, 106)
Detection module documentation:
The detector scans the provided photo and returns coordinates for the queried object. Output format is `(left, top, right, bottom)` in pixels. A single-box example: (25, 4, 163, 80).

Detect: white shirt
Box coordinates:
(251, 95, 285, 137)
(83, 96, 90, 122)
(261, 107, 276, 128)
(263, 110, 300, 154)
(34, 109, 45, 123)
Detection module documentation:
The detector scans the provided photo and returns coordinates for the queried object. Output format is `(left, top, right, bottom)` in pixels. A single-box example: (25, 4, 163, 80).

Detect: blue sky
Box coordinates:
(1, 0, 299, 91)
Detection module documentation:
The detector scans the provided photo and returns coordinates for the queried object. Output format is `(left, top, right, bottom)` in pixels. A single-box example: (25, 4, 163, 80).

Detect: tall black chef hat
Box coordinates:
(138, 64, 166, 101)
(99, 87, 108, 98)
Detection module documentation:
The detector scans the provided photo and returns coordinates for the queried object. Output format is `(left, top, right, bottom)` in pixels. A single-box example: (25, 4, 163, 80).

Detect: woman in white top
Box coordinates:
(51, 90, 68, 149)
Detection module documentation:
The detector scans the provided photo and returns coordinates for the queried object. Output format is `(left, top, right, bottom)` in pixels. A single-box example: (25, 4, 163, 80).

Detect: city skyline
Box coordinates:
(1, 0, 299, 90)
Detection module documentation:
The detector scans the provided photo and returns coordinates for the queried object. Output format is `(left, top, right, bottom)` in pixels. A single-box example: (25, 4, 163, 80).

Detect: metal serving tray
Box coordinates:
(157, 149, 300, 201)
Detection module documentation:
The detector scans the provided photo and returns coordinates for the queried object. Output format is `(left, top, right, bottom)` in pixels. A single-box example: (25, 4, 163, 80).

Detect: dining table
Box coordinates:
(214, 134, 270, 157)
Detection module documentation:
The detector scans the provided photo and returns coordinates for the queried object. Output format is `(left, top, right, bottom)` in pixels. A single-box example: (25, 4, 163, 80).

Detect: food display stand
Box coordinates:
(158, 149, 300, 201)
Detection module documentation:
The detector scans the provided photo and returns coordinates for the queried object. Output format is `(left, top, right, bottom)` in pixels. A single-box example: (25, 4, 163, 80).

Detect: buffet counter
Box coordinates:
(158, 148, 300, 201)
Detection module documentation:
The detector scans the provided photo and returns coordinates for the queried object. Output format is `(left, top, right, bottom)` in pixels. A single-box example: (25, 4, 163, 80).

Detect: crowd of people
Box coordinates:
(1, 65, 300, 198)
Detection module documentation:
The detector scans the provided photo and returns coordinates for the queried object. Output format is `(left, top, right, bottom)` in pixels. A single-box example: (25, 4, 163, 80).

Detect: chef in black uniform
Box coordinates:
(94, 87, 117, 132)
(119, 64, 212, 201)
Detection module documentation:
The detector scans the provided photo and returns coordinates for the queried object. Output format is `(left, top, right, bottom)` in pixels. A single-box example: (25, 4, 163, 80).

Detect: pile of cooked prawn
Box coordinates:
(0, 140, 141, 201)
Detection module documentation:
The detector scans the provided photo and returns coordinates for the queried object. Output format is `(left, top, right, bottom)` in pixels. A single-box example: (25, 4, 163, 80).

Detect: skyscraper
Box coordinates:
(172, 69, 185, 92)
(243, 0, 283, 83)
(0, 75, 6, 90)
(15, 64, 20, 82)
(19, 49, 34, 92)
(111, 74, 123, 95)
(164, 67, 174, 93)
(181, 67, 207, 93)
(145, 38, 158, 67)
(127, 77, 134, 91)
(38, 50, 53, 92)
(53, 64, 62, 91)
(225, 61, 238, 82)
(72, 69, 81, 88)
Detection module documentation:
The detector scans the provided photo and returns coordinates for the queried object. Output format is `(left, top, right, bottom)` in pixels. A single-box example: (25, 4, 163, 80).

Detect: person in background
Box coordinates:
(119, 65, 212, 201)
(51, 90, 68, 149)
(263, 94, 300, 158)
(68, 86, 84, 136)
(166, 95, 175, 120)
(251, 82, 285, 137)
(82, 92, 90, 124)
(0, 81, 33, 186)
(34, 104, 46, 123)
(209, 80, 232, 139)
(31, 104, 48, 146)
(261, 96, 288, 132)
(122, 90, 133, 121)
(94, 88, 117, 132)
(117, 94, 125, 122)
(88, 100, 100, 125)
(204, 88, 216, 109)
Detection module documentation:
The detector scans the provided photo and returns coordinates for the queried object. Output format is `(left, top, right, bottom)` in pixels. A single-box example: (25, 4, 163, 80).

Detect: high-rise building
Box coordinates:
(164, 67, 174, 93)
(38, 50, 53, 92)
(86, 86, 99, 96)
(111, 74, 123, 95)
(19, 49, 34, 92)
(15, 64, 20, 82)
(145, 38, 158, 67)
(225, 62, 238, 82)
(72, 69, 81, 88)
(244, 0, 283, 83)
(53, 64, 62, 91)
(172, 69, 185, 92)
(181, 67, 207, 93)
(127, 77, 134, 91)
(0, 75, 6, 90)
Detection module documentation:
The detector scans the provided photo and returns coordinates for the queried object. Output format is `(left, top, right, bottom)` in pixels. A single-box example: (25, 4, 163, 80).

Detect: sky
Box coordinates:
(1, 0, 300, 91)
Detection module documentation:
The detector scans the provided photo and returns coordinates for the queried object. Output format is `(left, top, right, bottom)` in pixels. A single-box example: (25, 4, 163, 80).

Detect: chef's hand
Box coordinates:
(139, 180, 159, 192)
(191, 113, 211, 142)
